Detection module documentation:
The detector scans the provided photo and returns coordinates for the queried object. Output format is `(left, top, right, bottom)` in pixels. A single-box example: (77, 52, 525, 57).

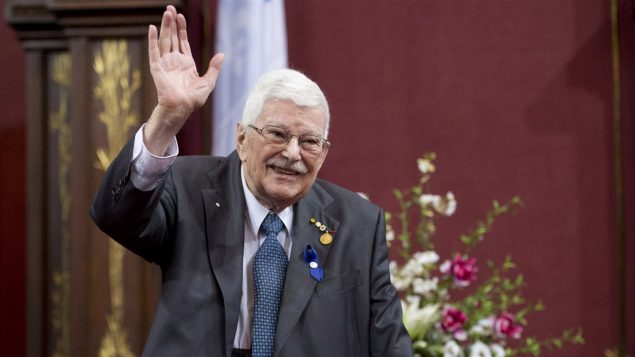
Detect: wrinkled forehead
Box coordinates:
(258, 99, 328, 133)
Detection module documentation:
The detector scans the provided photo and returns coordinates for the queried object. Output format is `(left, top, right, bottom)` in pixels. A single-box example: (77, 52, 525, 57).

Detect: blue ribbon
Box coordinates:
(303, 244, 324, 282)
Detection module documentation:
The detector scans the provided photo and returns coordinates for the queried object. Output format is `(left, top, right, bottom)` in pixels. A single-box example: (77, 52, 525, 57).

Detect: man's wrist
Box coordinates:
(131, 123, 178, 191)
(144, 105, 189, 155)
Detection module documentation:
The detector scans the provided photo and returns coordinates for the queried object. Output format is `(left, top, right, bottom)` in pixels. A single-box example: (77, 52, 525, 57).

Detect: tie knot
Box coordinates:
(261, 212, 284, 236)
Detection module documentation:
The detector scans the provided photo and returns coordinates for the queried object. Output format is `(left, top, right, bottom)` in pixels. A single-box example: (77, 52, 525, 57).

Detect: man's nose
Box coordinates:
(281, 136, 302, 161)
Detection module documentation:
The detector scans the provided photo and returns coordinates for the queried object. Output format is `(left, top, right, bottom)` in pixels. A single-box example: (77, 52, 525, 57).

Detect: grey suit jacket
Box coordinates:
(91, 140, 413, 357)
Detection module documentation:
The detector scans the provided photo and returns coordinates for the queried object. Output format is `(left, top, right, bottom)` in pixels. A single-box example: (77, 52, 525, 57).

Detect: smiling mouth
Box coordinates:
(270, 165, 301, 176)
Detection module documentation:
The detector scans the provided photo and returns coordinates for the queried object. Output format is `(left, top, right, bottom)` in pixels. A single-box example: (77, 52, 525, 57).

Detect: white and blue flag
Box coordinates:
(212, 0, 288, 156)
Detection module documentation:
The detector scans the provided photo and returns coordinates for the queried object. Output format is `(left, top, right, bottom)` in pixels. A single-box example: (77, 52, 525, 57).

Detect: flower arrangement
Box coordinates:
(386, 153, 584, 356)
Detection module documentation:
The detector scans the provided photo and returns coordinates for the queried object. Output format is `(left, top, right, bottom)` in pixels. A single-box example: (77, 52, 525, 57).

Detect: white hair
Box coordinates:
(241, 69, 330, 138)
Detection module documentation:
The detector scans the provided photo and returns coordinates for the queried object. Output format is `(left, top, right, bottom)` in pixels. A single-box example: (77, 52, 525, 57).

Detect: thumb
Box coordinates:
(203, 53, 225, 86)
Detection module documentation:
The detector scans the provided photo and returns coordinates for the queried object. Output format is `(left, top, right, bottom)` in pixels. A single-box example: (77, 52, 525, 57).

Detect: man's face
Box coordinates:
(236, 99, 329, 211)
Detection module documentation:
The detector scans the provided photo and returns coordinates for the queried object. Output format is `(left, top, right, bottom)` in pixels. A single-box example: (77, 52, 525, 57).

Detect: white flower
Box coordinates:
(490, 344, 506, 357)
(402, 257, 425, 277)
(440, 260, 451, 274)
(418, 158, 435, 174)
(389, 261, 398, 276)
(470, 317, 494, 337)
(412, 277, 438, 296)
(413, 250, 440, 265)
(390, 270, 410, 292)
(469, 324, 486, 336)
(444, 340, 463, 357)
(434, 191, 457, 216)
(390, 258, 422, 291)
(392, 279, 409, 291)
(419, 194, 441, 207)
(401, 299, 441, 340)
(469, 341, 492, 357)
(385, 225, 395, 242)
(405, 294, 420, 305)
(479, 317, 495, 327)
(389, 261, 411, 291)
(419, 192, 457, 216)
(454, 329, 468, 341)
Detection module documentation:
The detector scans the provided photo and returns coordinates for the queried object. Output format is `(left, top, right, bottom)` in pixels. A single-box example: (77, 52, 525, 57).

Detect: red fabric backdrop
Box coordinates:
(0, 0, 26, 356)
(618, 0, 635, 354)
(284, 1, 630, 356)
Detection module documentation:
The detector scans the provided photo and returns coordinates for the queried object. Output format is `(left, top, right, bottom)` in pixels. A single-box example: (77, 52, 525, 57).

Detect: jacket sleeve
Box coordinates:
(369, 209, 413, 356)
(90, 138, 176, 265)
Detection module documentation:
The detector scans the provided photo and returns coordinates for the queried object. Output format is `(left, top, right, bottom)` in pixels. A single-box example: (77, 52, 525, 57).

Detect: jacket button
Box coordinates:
(111, 186, 121, 198)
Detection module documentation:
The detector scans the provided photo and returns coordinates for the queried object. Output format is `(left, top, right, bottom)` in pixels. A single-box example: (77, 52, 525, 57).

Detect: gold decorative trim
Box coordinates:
(11, 5, 49, 17)
(49, 52, 72, 357)
(610, 0, 626, 356)
(93, 39, 141, 357)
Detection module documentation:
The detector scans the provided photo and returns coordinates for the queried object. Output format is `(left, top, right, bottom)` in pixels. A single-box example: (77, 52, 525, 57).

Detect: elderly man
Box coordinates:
(91, 5, 412, 357)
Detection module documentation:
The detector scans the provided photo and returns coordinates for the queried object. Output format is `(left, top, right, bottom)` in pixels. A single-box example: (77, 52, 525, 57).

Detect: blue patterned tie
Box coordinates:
(252, 213, 288, 357)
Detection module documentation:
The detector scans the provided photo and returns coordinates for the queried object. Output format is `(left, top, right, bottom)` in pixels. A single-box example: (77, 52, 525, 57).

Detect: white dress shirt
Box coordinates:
(237, 168, 293, 348)
(130, 125, 293, 349)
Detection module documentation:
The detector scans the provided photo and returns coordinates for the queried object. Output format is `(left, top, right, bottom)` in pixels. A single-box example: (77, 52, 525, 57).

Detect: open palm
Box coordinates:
(148, 6, 223, 126)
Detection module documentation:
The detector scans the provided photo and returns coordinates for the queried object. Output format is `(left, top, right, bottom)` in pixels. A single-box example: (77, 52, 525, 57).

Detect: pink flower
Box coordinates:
(494, 312, 523, 339)
(441, 306, 468, 333)
(440, 254, 478, 287)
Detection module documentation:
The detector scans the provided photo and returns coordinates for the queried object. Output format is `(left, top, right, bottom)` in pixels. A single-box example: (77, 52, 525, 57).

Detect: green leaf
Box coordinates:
(535, 300, 545, 311)
(482, 284, 493, 294)
(503, 255, 516, 270)
(515, 274, 524, 285)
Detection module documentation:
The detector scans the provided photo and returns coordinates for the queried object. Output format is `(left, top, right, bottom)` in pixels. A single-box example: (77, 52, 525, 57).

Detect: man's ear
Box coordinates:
(236, 122, 247, 160)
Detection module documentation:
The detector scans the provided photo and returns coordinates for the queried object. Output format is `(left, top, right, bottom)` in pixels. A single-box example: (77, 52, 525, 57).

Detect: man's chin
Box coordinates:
(263, 188, 305, 209)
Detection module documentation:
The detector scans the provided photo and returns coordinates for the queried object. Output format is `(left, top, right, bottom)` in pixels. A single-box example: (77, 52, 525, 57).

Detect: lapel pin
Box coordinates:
(309, 217, 335, 246)
(303, 244, 323, 282)
(320, 232, 333, 245)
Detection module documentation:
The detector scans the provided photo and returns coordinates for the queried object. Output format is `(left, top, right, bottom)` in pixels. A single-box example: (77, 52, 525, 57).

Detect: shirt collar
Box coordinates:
(241, 165, 293, 239)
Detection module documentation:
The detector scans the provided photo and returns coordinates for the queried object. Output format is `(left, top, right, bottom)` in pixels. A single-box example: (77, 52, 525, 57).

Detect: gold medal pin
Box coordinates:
(309, 218, 335, 245)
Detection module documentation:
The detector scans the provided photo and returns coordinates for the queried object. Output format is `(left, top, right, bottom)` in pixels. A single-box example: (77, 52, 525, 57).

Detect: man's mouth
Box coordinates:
(266, 158, 308, 176)
(269, 165, 301, 176)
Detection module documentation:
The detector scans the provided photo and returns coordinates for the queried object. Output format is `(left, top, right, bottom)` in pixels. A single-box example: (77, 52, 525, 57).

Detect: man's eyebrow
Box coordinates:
(265, 122, 322, 136)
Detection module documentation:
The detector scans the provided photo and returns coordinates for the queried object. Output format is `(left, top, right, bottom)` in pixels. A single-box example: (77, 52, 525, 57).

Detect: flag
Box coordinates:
(212, 0, 288, 156)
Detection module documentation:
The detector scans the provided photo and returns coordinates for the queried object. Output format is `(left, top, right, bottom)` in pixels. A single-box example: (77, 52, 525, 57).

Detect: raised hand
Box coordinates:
(145, 5, 224, 155)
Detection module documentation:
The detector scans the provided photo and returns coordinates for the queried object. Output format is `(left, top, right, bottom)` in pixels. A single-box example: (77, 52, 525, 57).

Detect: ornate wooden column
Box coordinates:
(5, 1, 182, 356)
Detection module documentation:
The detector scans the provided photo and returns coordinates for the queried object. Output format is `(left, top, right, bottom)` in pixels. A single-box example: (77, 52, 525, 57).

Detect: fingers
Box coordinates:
(158, 6, 189, 56)
(166, 5, 178, 18)
(148, 24, 160, 66)
(177, 14, 192, 56)
(158, 10, 172, 55)
(167, 6, 179, 53)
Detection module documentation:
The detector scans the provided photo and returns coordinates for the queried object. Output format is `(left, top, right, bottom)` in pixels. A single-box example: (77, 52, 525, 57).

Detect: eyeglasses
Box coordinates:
(248, 124, 331, 156)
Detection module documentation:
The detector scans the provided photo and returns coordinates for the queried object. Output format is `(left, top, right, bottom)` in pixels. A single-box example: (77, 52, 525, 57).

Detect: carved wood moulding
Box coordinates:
(6, 0, 184, 36)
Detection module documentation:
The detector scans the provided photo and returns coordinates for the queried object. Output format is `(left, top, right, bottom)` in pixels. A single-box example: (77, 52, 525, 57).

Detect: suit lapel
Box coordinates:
(275, 186, 340, 354)
(201, 152, 245, 357)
